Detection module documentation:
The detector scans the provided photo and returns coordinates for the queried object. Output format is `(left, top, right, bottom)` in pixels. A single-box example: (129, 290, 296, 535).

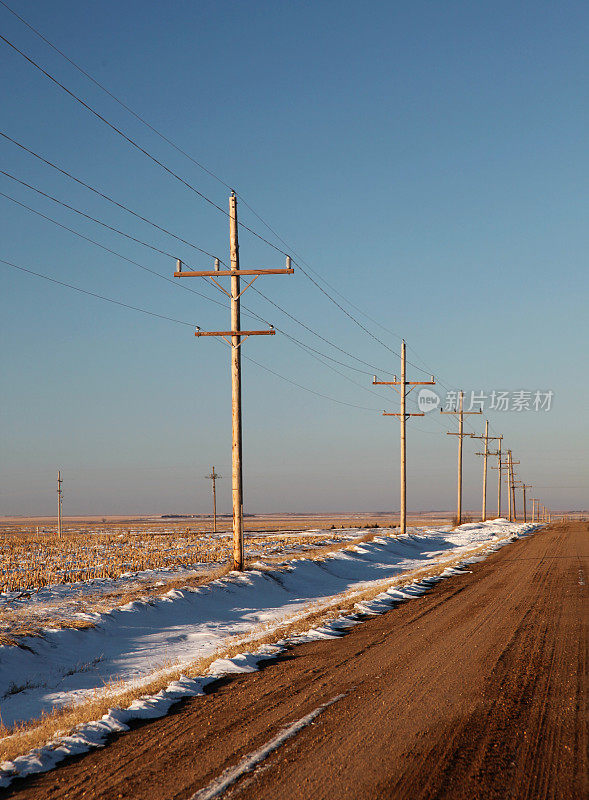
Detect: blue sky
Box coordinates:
(1, 0, 587, 515)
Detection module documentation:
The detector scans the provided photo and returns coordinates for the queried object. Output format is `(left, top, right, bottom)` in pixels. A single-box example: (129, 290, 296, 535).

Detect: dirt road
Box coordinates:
(4, 522, 587, 800)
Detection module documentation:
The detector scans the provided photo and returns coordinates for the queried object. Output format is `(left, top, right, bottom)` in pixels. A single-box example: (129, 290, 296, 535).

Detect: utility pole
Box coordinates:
(507, 458, 513, 522)
(205, 467, 222, 534)
(440, 391, 482, 526)
(375, 340, 435, 535)
(506, 450, 520, 522)
(491, 451, 511, 519)
(175, 192, 293, 570)
(57, 470, 63, 539)
(521, 483, 531, 523)
(489, 439, 504, 517)
(472, 422, 502, 521)
(495, 437, 503, 518)
(531, 497, 537, 522)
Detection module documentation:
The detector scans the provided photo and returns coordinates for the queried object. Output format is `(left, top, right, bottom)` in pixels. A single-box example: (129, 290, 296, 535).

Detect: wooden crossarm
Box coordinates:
(373, 378, 434, 386)
(383, 412, 425, 417)
(195, 329, 275, 337)
(440, 409, 482, 415)
(176, 268, 294, 278)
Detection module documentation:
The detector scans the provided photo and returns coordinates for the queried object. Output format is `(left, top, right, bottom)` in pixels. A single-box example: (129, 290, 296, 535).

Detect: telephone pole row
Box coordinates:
(175, 192, 293, 570)
(374, 340, 435, 535)
(441, 391, 481, 526)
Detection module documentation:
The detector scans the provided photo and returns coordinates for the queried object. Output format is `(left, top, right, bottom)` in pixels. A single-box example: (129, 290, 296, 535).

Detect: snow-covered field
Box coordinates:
(0, 520, 534, 732)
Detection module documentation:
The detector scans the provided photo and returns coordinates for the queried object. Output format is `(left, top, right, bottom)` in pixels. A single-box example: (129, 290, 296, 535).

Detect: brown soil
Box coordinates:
(3, 522, 587, 800)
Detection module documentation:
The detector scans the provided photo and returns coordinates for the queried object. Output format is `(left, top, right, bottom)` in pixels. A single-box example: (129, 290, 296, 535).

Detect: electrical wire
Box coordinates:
(0, 33, 292, 258)
(0, 0, 233, 191)
(0, 25, 500, 432)
(249, 285, 395, 376)
(1, 254, 382, 412)
(0, 0, 432, 371)
(0, 174, 400, 382)
(0, 133, 401, 378)
(0, 31, 437, 373)
(0, 130, 223, 263)
(0, 169, 202, 264)
(0, 257, 198, 327)
(0, 179, 397, 404)
(0, 188, 236, 314)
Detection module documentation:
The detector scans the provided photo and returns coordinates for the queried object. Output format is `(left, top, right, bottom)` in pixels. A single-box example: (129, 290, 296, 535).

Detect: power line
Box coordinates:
(0, 188, 237, 314)
(0, 169, 204, 266)
(0, 33, 291, 258)
(241, 352, 380, 411)
(0, 31, 433, 372)
(1, 255, 381, 412)
(0, 0, 232, 192)
(0, 130, 223, 262)
(0, 1, 429, 369)
(0, 131, 401, 376)
(0, 34, 232, 216)
(0, 172, 398, 380)
(281, 334, 391, 403)
(1, 172, 408, 393)
(0, 26, 494, 419)
(0, 257, 198, 327)
(250, 285, 395, 376)
(237, 195, 406, 339)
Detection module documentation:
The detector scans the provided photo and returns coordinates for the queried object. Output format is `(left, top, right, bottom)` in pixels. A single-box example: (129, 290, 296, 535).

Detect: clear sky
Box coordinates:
(1, 0, 587, 516)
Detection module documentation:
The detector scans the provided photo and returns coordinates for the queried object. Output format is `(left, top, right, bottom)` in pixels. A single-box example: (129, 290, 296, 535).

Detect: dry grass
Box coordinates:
(0, 532, 511, 765)
(451, 514, 474, 527)
(0, 530, 224, 592)
(0, 618, 95, 649)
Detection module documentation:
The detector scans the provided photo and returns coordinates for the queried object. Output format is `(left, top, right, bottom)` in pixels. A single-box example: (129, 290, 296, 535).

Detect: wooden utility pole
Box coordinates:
(481, 420, 489, 521)
(175, 192, 293, 570)
(506, 450, 520, 522)
(440, 391, 482, 526)
(375, 340, 435, 535)
(497, 439, 503, 518)
(57, 470, 63, 539)
(521, 483, 531, 523)
(472, 423, 502, 521)
(205, 467, 222, 534)
(507, 458, 513, 522)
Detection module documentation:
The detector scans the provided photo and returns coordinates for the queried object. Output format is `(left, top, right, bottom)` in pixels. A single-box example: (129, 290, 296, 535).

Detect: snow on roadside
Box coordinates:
(0, 520, 536, 787)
